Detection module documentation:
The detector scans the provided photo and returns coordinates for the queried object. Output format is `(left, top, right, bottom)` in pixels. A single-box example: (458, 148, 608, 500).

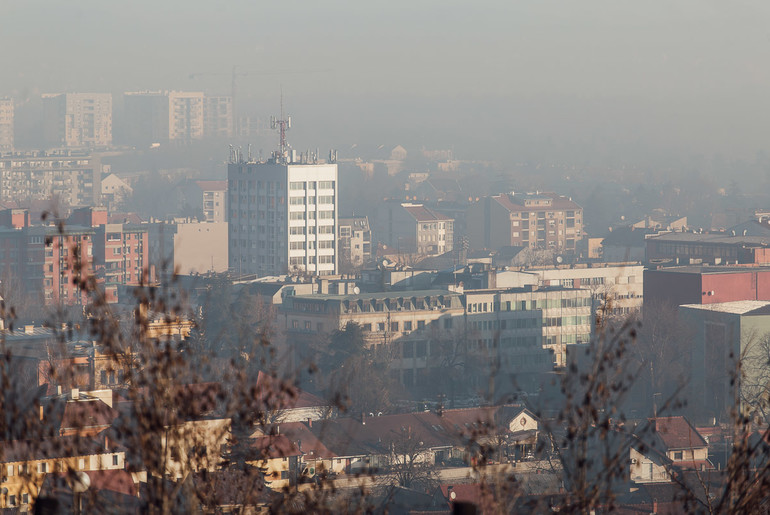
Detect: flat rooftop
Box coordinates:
(680, 301, 770, 315)
(648, 265, 770, 275)
(649, 232, 770, 246)
(290, 289, 458, 302)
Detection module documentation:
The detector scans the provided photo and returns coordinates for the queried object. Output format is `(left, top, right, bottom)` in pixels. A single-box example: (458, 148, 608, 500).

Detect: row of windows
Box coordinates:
(468, 297, 591, 313)
(288, 255, 334, 265)
(288, 240, 334, 251)
(5, 454, 120, 478)
(289, 211, 335, 220)
(288, 195, 335, 205)
(289, 180, 335, 190)
(544, 316, 592, 327)
(231, 179, 282, 191)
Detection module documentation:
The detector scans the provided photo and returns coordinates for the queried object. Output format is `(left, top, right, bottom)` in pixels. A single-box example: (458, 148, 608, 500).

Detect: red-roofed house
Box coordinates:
(652, 416, 712, 471)
(248, 435, 301, 490)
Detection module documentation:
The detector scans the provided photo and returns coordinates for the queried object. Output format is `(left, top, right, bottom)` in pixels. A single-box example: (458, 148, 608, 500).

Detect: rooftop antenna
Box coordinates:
(270, 87, 291, 161)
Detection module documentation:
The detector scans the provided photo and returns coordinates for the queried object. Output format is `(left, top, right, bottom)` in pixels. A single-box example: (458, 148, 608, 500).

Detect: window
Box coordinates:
(416, 341, 427, 357)
(38, 463, 48, 473)
(404, 321, 412, 331)
(673, 451, 683, 460)
(390, 322, 399, 332)
(6, 464, 13, 477)
(403, 342, 414, 358)
(8, 495, 15, 507)
(113, 455, 119, 466)
(377, 322, 385, 331)
(78, 458, 86, 469)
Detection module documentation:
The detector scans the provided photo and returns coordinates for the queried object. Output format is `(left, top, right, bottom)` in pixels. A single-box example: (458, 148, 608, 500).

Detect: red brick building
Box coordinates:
(0, 207, 148, 305)
(643, 265, 770, 312)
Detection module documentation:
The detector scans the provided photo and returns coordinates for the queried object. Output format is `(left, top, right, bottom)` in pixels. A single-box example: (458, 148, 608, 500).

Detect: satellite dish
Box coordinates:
(70, 471, 91, 493)
(353, 286, 360, 294)
(555, 255, 563, 264)
(450, 491, 457, 500)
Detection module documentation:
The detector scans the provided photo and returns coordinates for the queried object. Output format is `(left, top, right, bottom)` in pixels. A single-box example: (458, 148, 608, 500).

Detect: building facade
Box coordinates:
(338, 216, 371, 270)
(203, 95, 234, 138)
(467, 192, 583, 252)
(643, 266, 770, 313)
(0, 151, 101, 207)
(463, 286, 592, 368)
(149, 220, 228, 278)
(375, 202, 454, 256)
(281, 285, 591, 392)
(228, 159, 338, 277)
(0, 98, 13, 152)
(194, 180, 228, 223)
(123, 91, 204, 145)
(42, 93, 113, 148)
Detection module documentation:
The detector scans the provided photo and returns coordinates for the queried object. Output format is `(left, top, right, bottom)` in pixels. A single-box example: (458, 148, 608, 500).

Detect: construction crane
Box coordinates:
(189, 66, 332, 139)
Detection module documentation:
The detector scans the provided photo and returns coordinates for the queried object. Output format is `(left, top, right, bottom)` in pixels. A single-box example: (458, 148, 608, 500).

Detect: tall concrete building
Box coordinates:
(203, 96, 233, 138)
(0, 98, 13, 152)
(123, 91, 204, 146)
(42, 93, 113, 148)
(228, 155, 338, 277)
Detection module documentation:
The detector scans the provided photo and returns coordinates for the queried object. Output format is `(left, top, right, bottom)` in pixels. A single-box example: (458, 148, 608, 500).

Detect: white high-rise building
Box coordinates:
(228, 155, 338, 277)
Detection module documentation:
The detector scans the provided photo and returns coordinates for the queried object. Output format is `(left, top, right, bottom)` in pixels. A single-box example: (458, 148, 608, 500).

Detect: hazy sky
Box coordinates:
(3, 1, 770, 163)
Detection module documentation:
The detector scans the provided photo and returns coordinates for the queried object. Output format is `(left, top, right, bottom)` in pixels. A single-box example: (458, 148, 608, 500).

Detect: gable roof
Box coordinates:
(652, 416, 708, 450)
(401, 204, 452, 222)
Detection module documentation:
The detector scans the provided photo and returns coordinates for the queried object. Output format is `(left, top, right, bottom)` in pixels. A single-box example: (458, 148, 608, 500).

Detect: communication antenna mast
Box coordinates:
(269, 89, 291, 160)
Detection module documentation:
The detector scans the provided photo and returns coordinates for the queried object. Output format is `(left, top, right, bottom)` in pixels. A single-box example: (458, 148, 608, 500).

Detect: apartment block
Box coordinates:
(203, 95, 233, 138)
(467, 192, 583, 252)
(228, 158, 338, 277)
(338, 216, 371, 269)
(375, 201, 454, 256)
(123, 91, 204, 146)
(0, 151, 101, 207)
(42, 93, 112, 148)
(0, 98, 13, 151)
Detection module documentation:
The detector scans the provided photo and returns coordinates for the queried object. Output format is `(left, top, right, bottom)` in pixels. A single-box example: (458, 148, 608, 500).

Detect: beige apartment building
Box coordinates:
(468, 192, 583, 252)
(0, 97, 13, 151)
(42, 93, 113, 148)
(123, 91, 204, 145)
